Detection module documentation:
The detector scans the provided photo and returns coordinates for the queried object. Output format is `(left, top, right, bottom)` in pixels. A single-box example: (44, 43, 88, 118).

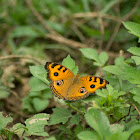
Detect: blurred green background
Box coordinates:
(0, 0, 140, 137)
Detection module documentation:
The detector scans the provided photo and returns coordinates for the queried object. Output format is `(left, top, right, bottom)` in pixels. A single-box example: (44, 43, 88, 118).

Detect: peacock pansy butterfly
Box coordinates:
(44, 62, 109, 101)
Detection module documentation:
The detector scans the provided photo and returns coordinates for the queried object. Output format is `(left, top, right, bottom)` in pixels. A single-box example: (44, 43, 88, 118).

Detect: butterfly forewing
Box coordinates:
(45, 62, 75, 81)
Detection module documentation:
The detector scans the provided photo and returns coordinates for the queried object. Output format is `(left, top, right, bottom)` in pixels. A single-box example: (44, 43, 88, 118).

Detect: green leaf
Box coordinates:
(49, 108, 72, 125)
(80, 48, 100, 62)
(85, 108, 125, 139)
(77, 131, 100, 140)
(123, 22, 140, 38)
(85, 108, 111, 139)
(127, 47, 140, 56)
(130, 88, 140, 104)
(22, 97, 35, 113)
(11, 26, 41, 38)
(62, 55, 78, 75)
(11, 123, 26, 137)
(29, 65, 49, 84)
(131, 56, 140, 65)
(25, 113, 49, 136)
(70, 114, 81, 125)
(0, 89, 10, 99)
(29, 77, 47, 91)
(0, 112, 13, 131)
(103, 65, 124, 75)
(99, 52, 109, 66)
(33, 98, 49, 112)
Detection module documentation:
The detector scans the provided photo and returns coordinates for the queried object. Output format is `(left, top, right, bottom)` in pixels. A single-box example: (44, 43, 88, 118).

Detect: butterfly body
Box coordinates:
(45, 62, 109, 101)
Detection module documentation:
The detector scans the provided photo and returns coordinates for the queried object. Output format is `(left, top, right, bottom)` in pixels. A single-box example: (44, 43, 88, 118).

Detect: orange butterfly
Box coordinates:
(45, 62, 109, 101)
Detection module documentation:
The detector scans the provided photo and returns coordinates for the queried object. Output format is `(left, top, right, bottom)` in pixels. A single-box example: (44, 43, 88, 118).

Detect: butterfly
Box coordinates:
(44, 62, 109, 101)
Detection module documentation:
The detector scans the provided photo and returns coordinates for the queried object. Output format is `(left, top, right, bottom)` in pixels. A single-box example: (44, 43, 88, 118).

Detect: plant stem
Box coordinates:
(66, 102, 85, 116)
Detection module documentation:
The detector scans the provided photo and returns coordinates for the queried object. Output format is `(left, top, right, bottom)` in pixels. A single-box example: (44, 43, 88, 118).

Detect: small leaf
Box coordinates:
(29, 65, 49, 84)
(29, 77, 47, 91)
(123, 22, 140, 38)
(0, 90, 10, 99)
(77, 131, 100, 140)
(80, 48, 100, 62)
(11, 123, 26, 137)
(33, 98, 49, 112)
(131, 56, 140, 65)
(0, 112, 13, 131)
(49, 108, 72, 125)
(127, 47, 140, 56)
(62, 55, 75, 69)
(25, 113, 49, 136)
(70, 114, 81, 125)
(22, 97, 35, 113)
(99, 52, 109, 66)
(103, 65, 124, 75)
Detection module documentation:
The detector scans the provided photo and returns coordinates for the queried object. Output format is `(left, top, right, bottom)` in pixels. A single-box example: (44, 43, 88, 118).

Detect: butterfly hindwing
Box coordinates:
(65, 76, 109, 101)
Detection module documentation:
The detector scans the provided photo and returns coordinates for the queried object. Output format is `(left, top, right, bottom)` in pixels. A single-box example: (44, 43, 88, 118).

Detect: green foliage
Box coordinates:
(1, 0, 140, 139)
(80, 48, 109, 66)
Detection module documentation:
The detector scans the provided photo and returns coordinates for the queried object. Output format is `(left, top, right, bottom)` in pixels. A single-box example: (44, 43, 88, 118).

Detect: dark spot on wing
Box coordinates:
(89, 77, 92, 81)
(51, 63, 58, 68)
(58, 66, 63, 71)
(100, 78, 104, 84)
(63, 68, 67, 72)
(94, 77, 97, 82)
(90, 84, 95, 88)
(54, 72, 59, 76)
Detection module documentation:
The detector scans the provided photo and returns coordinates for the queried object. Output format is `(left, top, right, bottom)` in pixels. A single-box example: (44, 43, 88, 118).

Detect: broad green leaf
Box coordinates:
(62, 55, 78, 74)
(25, 113, 49, 136)
(131, 56, 140, 65)
(0, 90, 10, 99)
(29, 77, 47, 91)
(108, 132, 130, 140)
(0, 112, 13, 131)
(130, 88, 140, 96)
(123, 22, 140, 38)
(29, 91, 40, 97)
(103, 65, 124, 75)
(77, 131, 100, 140)
(11, 123, 26, 137)
(29, 65, 49, 84)
(128, 124, 140, 134)
(22, 97, 35, 113)
(127, 47, 140, 56)
(133, 96, 140, 104)
(80, 48, 100, 62)
(33, 98, 49, 112)
(49, 108, 72, 125)
(99, 52, 109, 66)
(72, 66, 79, 75)
(70, 114, 81, 125)
(85, 108, 110, 139)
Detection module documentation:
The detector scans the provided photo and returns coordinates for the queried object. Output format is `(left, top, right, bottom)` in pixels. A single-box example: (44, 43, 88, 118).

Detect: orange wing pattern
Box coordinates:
(45, 62, 109, 101)
(65, 76, 109, 101)
(45, 62, 75, 81)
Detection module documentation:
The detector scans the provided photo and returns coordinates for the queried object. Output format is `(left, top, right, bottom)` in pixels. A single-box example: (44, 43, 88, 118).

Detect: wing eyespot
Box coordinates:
(56, 80, 63, 86)
(79, 87, 86, 93)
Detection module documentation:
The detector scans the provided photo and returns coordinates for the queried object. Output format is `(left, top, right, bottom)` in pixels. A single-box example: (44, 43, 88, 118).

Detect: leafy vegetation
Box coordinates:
(0, 0, 140, 139)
